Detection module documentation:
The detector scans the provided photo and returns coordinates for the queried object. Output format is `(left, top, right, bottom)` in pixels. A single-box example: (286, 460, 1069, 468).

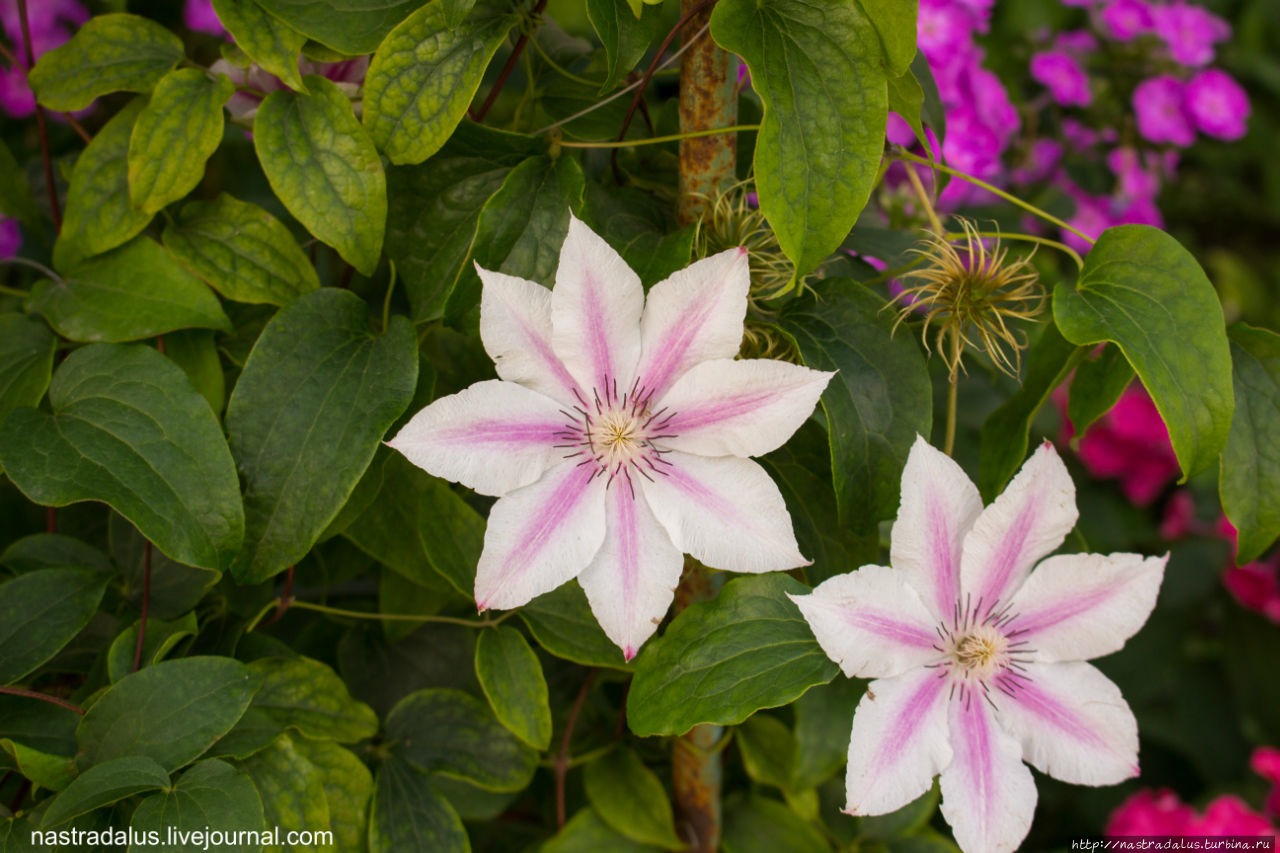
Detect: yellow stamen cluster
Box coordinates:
(951, 624, 1011, 681)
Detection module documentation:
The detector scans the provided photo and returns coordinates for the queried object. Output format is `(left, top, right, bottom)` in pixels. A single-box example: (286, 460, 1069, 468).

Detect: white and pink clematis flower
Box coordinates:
(791, 437, 1166, 853)
(389, 216, 832, 659)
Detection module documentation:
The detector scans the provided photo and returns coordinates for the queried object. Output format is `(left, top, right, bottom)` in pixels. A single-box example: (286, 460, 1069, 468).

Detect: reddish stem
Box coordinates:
(0, 686, 84, 715)
(133, 541, 152, 672)
(45, 506, 56, 534)
(555, 668, 596, 828)
(256, 565, 296, 629)
(16, 0, 61, 232)
(472, 0, 549, 123)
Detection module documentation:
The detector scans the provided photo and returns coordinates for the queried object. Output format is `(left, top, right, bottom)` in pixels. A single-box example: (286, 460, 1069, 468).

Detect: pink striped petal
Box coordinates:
(550, 215, 643, 398)
(960, 442, 1078, 616)
(993, 661, 1139, 786)
(789, 566, 942, 679)
(640, 452, 807, 574)
(891, 437, 984, 623)
(479, 267, 580, 405)
(657, 359, 833, 458)
(845, 668, 953, 816)
(474, 460, 607, 611)
(939, 692, 1037, 853)
(1008, 552, 1166, 662)
(388, 380, 568, 497)
(635, 247, 750, 399)
(578, 484, 684, 660)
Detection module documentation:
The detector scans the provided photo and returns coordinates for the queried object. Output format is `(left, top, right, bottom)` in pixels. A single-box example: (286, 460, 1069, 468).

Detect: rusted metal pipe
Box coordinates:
(676, 0, 737, 226)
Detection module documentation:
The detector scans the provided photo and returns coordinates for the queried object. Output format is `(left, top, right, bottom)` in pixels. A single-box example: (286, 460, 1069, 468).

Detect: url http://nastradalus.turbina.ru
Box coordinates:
(29, 826, 336, 850)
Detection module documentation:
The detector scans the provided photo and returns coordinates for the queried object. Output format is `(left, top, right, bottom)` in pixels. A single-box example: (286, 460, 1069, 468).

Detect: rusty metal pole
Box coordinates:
(672, 2, 737, 850)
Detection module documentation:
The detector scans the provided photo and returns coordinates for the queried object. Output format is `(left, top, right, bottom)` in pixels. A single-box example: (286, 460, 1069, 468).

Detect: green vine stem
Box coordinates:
(558, 125, 759, 149)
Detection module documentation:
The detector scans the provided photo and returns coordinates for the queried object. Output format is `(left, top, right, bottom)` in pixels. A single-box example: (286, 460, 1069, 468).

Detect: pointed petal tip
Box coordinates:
(623, 645, 637, 662)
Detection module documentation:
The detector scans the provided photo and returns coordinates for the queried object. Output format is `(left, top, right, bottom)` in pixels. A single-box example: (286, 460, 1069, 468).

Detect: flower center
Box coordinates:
(556, 379, 678, 494)
(951, 624, 1010, 681)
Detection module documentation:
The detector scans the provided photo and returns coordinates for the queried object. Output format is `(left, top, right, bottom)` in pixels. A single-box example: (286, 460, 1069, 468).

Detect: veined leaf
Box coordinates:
(28, 14, 183, 111)
(1220, 324, 1280, 564)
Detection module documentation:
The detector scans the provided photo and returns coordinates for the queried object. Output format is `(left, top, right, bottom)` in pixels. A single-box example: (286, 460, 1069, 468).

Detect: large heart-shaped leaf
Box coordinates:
(363, 0, 519, 165)
(0, 344, 243, 571)
(712, 0, 887, 279)
(41, 756, 170, 827)
(226, 288, 417, 583)
(1220, 324, 1280, 564)
(627, 574, 837, 736)
(130, 759, 266, 850)
(253, 0, 429, 55)
(1053, 224, 1233, 479)
(254, 75, 387, 276)
(28, 14, 183, 111)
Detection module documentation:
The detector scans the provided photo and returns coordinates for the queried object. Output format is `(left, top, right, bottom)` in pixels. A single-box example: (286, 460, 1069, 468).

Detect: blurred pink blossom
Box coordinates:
(1153, 1, 1231, 67)
(1103, 0, 1156, 41)
(1031, 50, 1093, 107)
(0, 217, 20, 258)
(1252, 747, 1280, 818)
(184, 0, 225, 36)
(1108, 788, 1277, 838)
(1134, 75, 1196, 146)
(0, 0, 88, 118)
(1073, 384, 1180, 505)
(1185, 69, 1250, 140)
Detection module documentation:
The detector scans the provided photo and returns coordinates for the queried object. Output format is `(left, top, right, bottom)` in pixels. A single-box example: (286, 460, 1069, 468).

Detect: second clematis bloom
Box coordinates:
(389, 216, 832, 659)
(792, 437, 1167, 853)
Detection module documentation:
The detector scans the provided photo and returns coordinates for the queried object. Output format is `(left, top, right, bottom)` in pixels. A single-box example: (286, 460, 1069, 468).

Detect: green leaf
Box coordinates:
(737, 714, 796, 792)
(212, 0, 308, 92)
(0, 140, 39, 226)
(342, 452, 483, 596)
(978, 323, 1084, 499)
(583, 748, 683, 850)
(240, 734, 333, 853)
(860, 786, 939, 840)
(0, 315, 56, 430)
(0, 693, 78, 759)
(52, 99, 152, 269)
(474, 626, 551, 750)
(544, 808, 665, 853)
(248, 656, 379, 743)
(443, 0, 478, 27)
(163, 329, 226, 414)
(30, 237, 232, 343)
(384, 123, 543, 322)
(380, 566, 460, 642)
(0, 568, 109, 684)
(130, 760, 266, 852)
(791, 678, 861, 791)
(254, 75, 387, 276)
(1, 534, 112, 574)
(163, 193, 320, 306)
(722, 794, 830, 853)
(760, 421, 878, 588)
(448, 154, 586, 319)
(226, 289, 417, 583)
(627, 574, 837, 737)
(127, 69, 234, 216)
(363, 1, 519, 165)
(110, 514, 222, 621)
(582, 183, 695, 288)
(41, 755, 170, 827)
(385, 688, 538, 792)
(27, 14, 183, 111)
(780, 279, 932, 531)
(1, 738, 76, 792)
(518, 581, 632, 670)
(1220, 324, 1280, 564)
(1066, 344, 1133, 437)
(886, 67, 926, 152)
(105, 612, 198, 683)
(292, 738, 373, 852)
(369, 760, 469, 853)
(711, 0, 887, 279)
(253, 0, 430, 55)
(587, 0, 662, 93)
(204, 708, 285, 761)
(0, 344, 244, 571)
(857, 0, 918, 75)
(1053, 224, 1234, 479)
(77, 656, 260, 772)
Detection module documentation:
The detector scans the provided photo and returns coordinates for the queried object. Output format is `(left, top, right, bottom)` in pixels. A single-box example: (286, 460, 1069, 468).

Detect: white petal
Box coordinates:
(845, 668, 953, 816)
(789, 566, 942, 679)
(550, 214, 643, 398)
(578, 484, 684, 661)
(387, 380, 568, 497)
(993, 661, 1139, 786)
(1009, 552, 1167, 662)
(474, 460, 607, 611)
(479, 267, 581, 405)
(959, 442, 1078, 617)
(635, 247, 750, 399)
(891, 436, 985, 623)
(656, 359, 833, 458)
(939, 694, 1037, 853)
(640, 452, 806, 573)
